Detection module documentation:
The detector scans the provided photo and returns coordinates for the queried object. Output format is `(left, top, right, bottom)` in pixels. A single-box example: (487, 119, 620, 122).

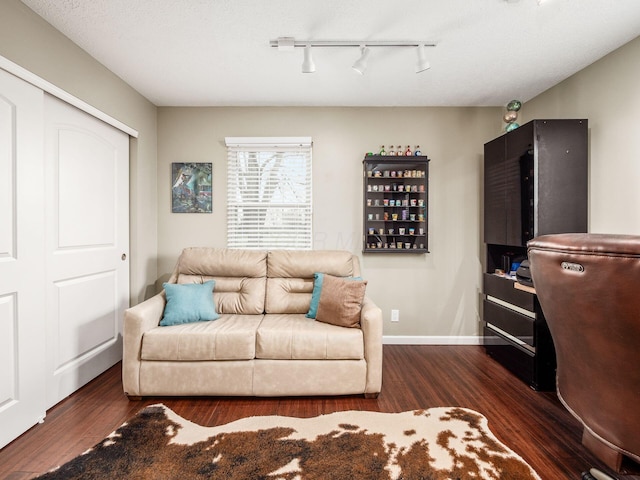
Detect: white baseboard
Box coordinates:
(383, 336, 483, 345)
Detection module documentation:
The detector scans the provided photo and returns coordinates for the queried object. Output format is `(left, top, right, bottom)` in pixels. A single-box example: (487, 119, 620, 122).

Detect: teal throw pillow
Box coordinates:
(306, 272, 363, 319)
(306, 272, 325, 319)
(160, 280, 219, 326)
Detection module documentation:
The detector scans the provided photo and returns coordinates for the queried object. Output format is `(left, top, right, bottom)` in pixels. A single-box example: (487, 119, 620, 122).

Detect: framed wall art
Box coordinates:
(171, 162, 212, 213)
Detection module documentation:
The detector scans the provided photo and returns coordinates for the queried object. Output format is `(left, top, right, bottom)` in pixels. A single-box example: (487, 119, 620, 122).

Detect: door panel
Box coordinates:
(0, 96, 15, 257)
(44, 95, 129, 408)
(54, 271, 117, 370)
(0, 69, 46, 449)
(0, 293, 18, 405)
(57, 129, 116, 248)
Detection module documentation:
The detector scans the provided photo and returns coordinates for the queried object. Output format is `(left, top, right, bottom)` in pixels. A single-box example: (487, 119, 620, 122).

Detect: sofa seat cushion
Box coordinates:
(141, 314, 262, 361)
(256, 314, 364, 360)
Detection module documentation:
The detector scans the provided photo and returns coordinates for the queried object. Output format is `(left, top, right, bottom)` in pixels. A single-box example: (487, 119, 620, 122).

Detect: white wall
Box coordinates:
(0, 0, 159, 304)
(523, 36, 640, 235)
(157, 106, 499, 339)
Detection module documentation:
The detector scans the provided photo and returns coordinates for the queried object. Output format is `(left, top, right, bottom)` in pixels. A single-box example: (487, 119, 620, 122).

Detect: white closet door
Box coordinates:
(0, 69, 46, 449)
(44, 95, 129, 408)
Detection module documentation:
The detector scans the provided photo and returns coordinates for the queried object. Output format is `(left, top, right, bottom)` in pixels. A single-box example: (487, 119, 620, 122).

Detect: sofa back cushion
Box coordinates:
(171, 248, 267, 315)
(265, 250, 360, 314)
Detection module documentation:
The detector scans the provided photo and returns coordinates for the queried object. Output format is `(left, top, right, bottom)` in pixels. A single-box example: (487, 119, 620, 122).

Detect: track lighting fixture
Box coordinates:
(271, 37, 436, 75)
(352, 46, 370, 75)
(301, 45, 315, 73)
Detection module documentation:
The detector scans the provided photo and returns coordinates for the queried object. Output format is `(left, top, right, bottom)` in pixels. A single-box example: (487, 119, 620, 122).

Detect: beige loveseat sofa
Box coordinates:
(122, 248, 383, 399)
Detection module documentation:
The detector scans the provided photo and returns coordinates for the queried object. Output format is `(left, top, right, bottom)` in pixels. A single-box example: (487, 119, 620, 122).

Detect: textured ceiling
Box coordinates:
(20, 0, 640, 107)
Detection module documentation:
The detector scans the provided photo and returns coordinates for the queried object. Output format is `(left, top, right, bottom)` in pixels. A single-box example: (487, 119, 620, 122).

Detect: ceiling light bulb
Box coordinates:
(352, 46, 370, 75)
(301, 45, 316, 73)
(415, 45, 430, 73)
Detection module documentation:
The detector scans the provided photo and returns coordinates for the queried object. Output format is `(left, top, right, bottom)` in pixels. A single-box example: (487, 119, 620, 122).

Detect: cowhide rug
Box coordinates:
(34, 404, 540, 479)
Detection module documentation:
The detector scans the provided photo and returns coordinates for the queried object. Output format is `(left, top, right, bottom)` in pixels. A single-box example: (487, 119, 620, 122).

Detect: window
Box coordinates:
(225, 137, 312, 250)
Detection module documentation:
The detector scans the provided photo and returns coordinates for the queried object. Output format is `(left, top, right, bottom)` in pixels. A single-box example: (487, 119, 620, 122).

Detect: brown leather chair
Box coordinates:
(527, 233, 640, 473)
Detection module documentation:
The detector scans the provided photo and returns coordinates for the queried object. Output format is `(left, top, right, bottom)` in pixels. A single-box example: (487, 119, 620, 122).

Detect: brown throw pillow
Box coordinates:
(315, 274, 367, 328)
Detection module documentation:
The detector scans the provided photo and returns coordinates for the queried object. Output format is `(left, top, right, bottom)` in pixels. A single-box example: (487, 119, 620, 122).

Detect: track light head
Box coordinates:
(415, 45, 430, 73)
(301, 45, 316, 73)
(352, 46, 371, 75)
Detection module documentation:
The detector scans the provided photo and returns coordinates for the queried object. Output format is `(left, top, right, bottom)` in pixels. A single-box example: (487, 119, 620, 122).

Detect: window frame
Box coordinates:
(225, 137, 313, 250)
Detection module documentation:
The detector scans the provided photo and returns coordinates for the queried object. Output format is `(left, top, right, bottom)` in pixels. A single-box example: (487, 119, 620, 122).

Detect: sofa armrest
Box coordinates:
(360, 296, 383, 395)
(122, 292, 166, 397)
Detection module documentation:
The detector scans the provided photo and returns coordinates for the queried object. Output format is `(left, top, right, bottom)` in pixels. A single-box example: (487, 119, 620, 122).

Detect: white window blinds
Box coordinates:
(225, 137, 313, 250)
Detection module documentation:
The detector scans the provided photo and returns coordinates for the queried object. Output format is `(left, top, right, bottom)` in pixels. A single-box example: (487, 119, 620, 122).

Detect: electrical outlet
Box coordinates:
(391, 309, 400, 322)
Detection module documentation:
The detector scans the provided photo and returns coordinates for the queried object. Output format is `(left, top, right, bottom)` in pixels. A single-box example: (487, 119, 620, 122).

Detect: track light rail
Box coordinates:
(270, 39, 437, 48)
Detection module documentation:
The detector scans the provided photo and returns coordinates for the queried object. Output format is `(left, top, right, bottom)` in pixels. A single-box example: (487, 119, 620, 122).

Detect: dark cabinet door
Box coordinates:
(535, 120, 588, 236)
(484, 122, 535, 247)
(504, 122, 534, 246)
(483, 136, 506, 245)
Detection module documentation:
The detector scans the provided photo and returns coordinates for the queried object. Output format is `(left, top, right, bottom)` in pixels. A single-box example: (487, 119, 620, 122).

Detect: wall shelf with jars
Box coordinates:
(363, 155, 429, 253)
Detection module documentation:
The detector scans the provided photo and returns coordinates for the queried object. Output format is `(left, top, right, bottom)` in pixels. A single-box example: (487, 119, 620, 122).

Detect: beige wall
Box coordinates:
(523, 36, 640, 234)
(158, 107, 499, 338)
(0, 0, 158, 304)
(5, 0, 637, 339)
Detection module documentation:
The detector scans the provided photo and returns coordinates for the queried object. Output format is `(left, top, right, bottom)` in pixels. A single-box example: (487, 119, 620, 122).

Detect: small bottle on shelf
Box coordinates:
(396, 145, 403, 156)
(387, 145, 395, 156)
(405, 145, 412, 156)
(379, 145, 386, 156)
(414, 145, 421, 156)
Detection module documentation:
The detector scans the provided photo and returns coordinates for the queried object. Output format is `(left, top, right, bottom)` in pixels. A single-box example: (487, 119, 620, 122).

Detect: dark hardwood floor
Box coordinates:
(1, 345, 636, 479)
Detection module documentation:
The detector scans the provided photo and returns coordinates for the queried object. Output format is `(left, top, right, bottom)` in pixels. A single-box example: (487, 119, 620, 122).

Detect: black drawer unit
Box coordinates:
(484, 273, 534, 311)
(482, 275, 556, 391)
(483, 326, 535, 386)
(483, 299, 534, 347)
